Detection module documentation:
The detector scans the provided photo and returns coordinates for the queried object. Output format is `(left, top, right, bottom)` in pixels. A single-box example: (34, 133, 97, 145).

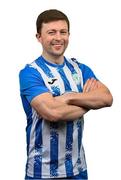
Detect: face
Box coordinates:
(36, 20, 70, 60)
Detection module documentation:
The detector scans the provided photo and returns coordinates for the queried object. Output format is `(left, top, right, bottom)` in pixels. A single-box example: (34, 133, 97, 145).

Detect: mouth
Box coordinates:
(52, 44, 63, 50)
(52, 43, 63, 45)
(51, 41, 64, 46)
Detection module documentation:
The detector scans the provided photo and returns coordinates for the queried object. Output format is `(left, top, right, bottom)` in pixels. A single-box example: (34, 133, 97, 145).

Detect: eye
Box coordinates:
(48, 31, 56, 35)
(60, 31, 68, 35)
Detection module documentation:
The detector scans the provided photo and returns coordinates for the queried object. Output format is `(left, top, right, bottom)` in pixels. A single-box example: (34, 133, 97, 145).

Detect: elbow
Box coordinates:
(108, 95, 113, 107)
(93, 94, 113, 110)
(105, 94, 113, 107)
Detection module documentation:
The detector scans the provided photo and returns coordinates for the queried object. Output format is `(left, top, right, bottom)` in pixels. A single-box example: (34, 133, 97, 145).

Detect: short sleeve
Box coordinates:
(19, 65, 49, 103)
(78, 63, 98, 85)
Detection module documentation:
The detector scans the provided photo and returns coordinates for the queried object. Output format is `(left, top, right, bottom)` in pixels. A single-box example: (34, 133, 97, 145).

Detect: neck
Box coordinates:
(42, 52, 64, 65)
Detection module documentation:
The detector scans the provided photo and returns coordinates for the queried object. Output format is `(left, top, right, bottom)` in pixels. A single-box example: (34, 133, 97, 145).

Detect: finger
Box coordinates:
(83, 79, 90, 92)
(83, 79, 92, 92)
(83, 78, 98, 92)
(89, 78, 98, 91)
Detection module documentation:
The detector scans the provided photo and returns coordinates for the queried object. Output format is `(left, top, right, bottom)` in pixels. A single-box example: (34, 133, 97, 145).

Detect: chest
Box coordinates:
(32, 61, 83, 96)
(44, 65, 83, 96)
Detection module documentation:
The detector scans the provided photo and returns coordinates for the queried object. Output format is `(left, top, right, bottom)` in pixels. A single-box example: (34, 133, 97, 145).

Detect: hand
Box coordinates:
(55, 91, 77, 104)
(83, 78, 99, 93)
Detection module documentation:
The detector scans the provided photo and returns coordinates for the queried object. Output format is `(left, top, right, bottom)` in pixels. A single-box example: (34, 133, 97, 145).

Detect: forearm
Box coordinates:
(54, 104, 88, 121)
(58, 79, 113, 110)
(39, 101, 88, 122)
(66, 89, 113, 109)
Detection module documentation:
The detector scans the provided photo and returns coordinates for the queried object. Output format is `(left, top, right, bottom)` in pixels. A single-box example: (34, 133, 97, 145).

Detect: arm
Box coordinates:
(19, 66, 88, 121)
(58, 78, 113, 110)
(31, 92, 88, 122)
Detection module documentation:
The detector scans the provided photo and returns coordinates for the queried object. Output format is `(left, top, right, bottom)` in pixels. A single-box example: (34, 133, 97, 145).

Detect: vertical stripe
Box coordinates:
(65, 122, 74, 176)
(64, 59, 86, 174)
(21, 95, 33, 156)
(77, 119, 83, 155)
(71, 120, 79, 174)
(79, 145, 87, 171)
(57, 122, 67, 175)
(46, 66, 67, 175)
(26, 115, 33, 156)
(76, 118, 83, 171)
(36, 57, 54, 78)
(50, 122, 59, 177)
(41, 121, 50, 176)
(27, 109, 39, 177)
(31, 61, 60, 177)
(65, 59, 81, 91)
(64, 60, 81, 174)
(57, 64, 74, 176)
(57, 67, 71, 91)
(63, 65, 78, 92)
(34, 118, 43, 178)
(67, 58, 84, 91)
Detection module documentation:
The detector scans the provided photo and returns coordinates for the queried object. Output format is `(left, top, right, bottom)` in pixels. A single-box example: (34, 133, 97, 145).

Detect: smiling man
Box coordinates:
(36, 13, 69, 64)
(19, 9, 113, 180)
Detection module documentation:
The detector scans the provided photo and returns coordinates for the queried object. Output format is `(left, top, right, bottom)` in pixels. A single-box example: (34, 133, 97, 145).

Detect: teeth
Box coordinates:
(53, 44, 62, 45)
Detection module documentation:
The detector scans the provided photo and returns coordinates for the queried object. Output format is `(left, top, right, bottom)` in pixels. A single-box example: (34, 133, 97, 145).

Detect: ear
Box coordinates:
(36, 33, 41, 42)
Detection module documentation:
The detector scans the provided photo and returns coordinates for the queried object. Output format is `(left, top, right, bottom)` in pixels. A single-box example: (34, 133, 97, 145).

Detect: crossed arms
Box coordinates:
(31, 78, 113, 122)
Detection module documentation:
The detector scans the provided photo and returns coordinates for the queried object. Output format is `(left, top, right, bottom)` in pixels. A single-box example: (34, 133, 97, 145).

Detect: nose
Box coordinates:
(55, 31, 61, 40)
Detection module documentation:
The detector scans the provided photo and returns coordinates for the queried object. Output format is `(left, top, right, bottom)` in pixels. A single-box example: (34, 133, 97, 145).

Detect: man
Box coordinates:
(19, 9, 113, 180)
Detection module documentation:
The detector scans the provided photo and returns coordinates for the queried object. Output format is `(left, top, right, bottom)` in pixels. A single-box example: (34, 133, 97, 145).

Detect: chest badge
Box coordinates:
(72, 73, 81, 85)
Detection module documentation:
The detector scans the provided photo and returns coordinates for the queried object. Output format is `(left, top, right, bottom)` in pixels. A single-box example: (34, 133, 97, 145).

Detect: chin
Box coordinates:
(54, 53, 64, 57)
(52, 51, 64, 56)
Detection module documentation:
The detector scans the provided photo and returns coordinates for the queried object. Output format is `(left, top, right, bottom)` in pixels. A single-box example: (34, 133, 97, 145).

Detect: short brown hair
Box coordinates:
(36, 9, 70, 33)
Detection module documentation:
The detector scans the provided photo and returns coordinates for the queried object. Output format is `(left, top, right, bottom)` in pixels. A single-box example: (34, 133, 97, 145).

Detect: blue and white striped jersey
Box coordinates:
(19, 56, 97, 179)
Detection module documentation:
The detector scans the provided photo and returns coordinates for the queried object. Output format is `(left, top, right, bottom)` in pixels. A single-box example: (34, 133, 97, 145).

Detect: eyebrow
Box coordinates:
(47, 29, 68, 32)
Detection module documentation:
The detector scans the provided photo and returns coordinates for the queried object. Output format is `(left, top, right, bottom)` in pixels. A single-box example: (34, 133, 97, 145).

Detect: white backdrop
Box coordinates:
(0, 0, 121, 179)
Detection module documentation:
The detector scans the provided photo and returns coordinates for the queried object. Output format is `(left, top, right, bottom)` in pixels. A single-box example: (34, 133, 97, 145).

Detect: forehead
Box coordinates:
(41, 20, 68, 31)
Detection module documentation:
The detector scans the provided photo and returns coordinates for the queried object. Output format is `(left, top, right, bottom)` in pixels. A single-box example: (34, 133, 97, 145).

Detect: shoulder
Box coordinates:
(19, 61, 40, 79)
(66, 57, 92, 70)
(19, 60, 44, 91)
